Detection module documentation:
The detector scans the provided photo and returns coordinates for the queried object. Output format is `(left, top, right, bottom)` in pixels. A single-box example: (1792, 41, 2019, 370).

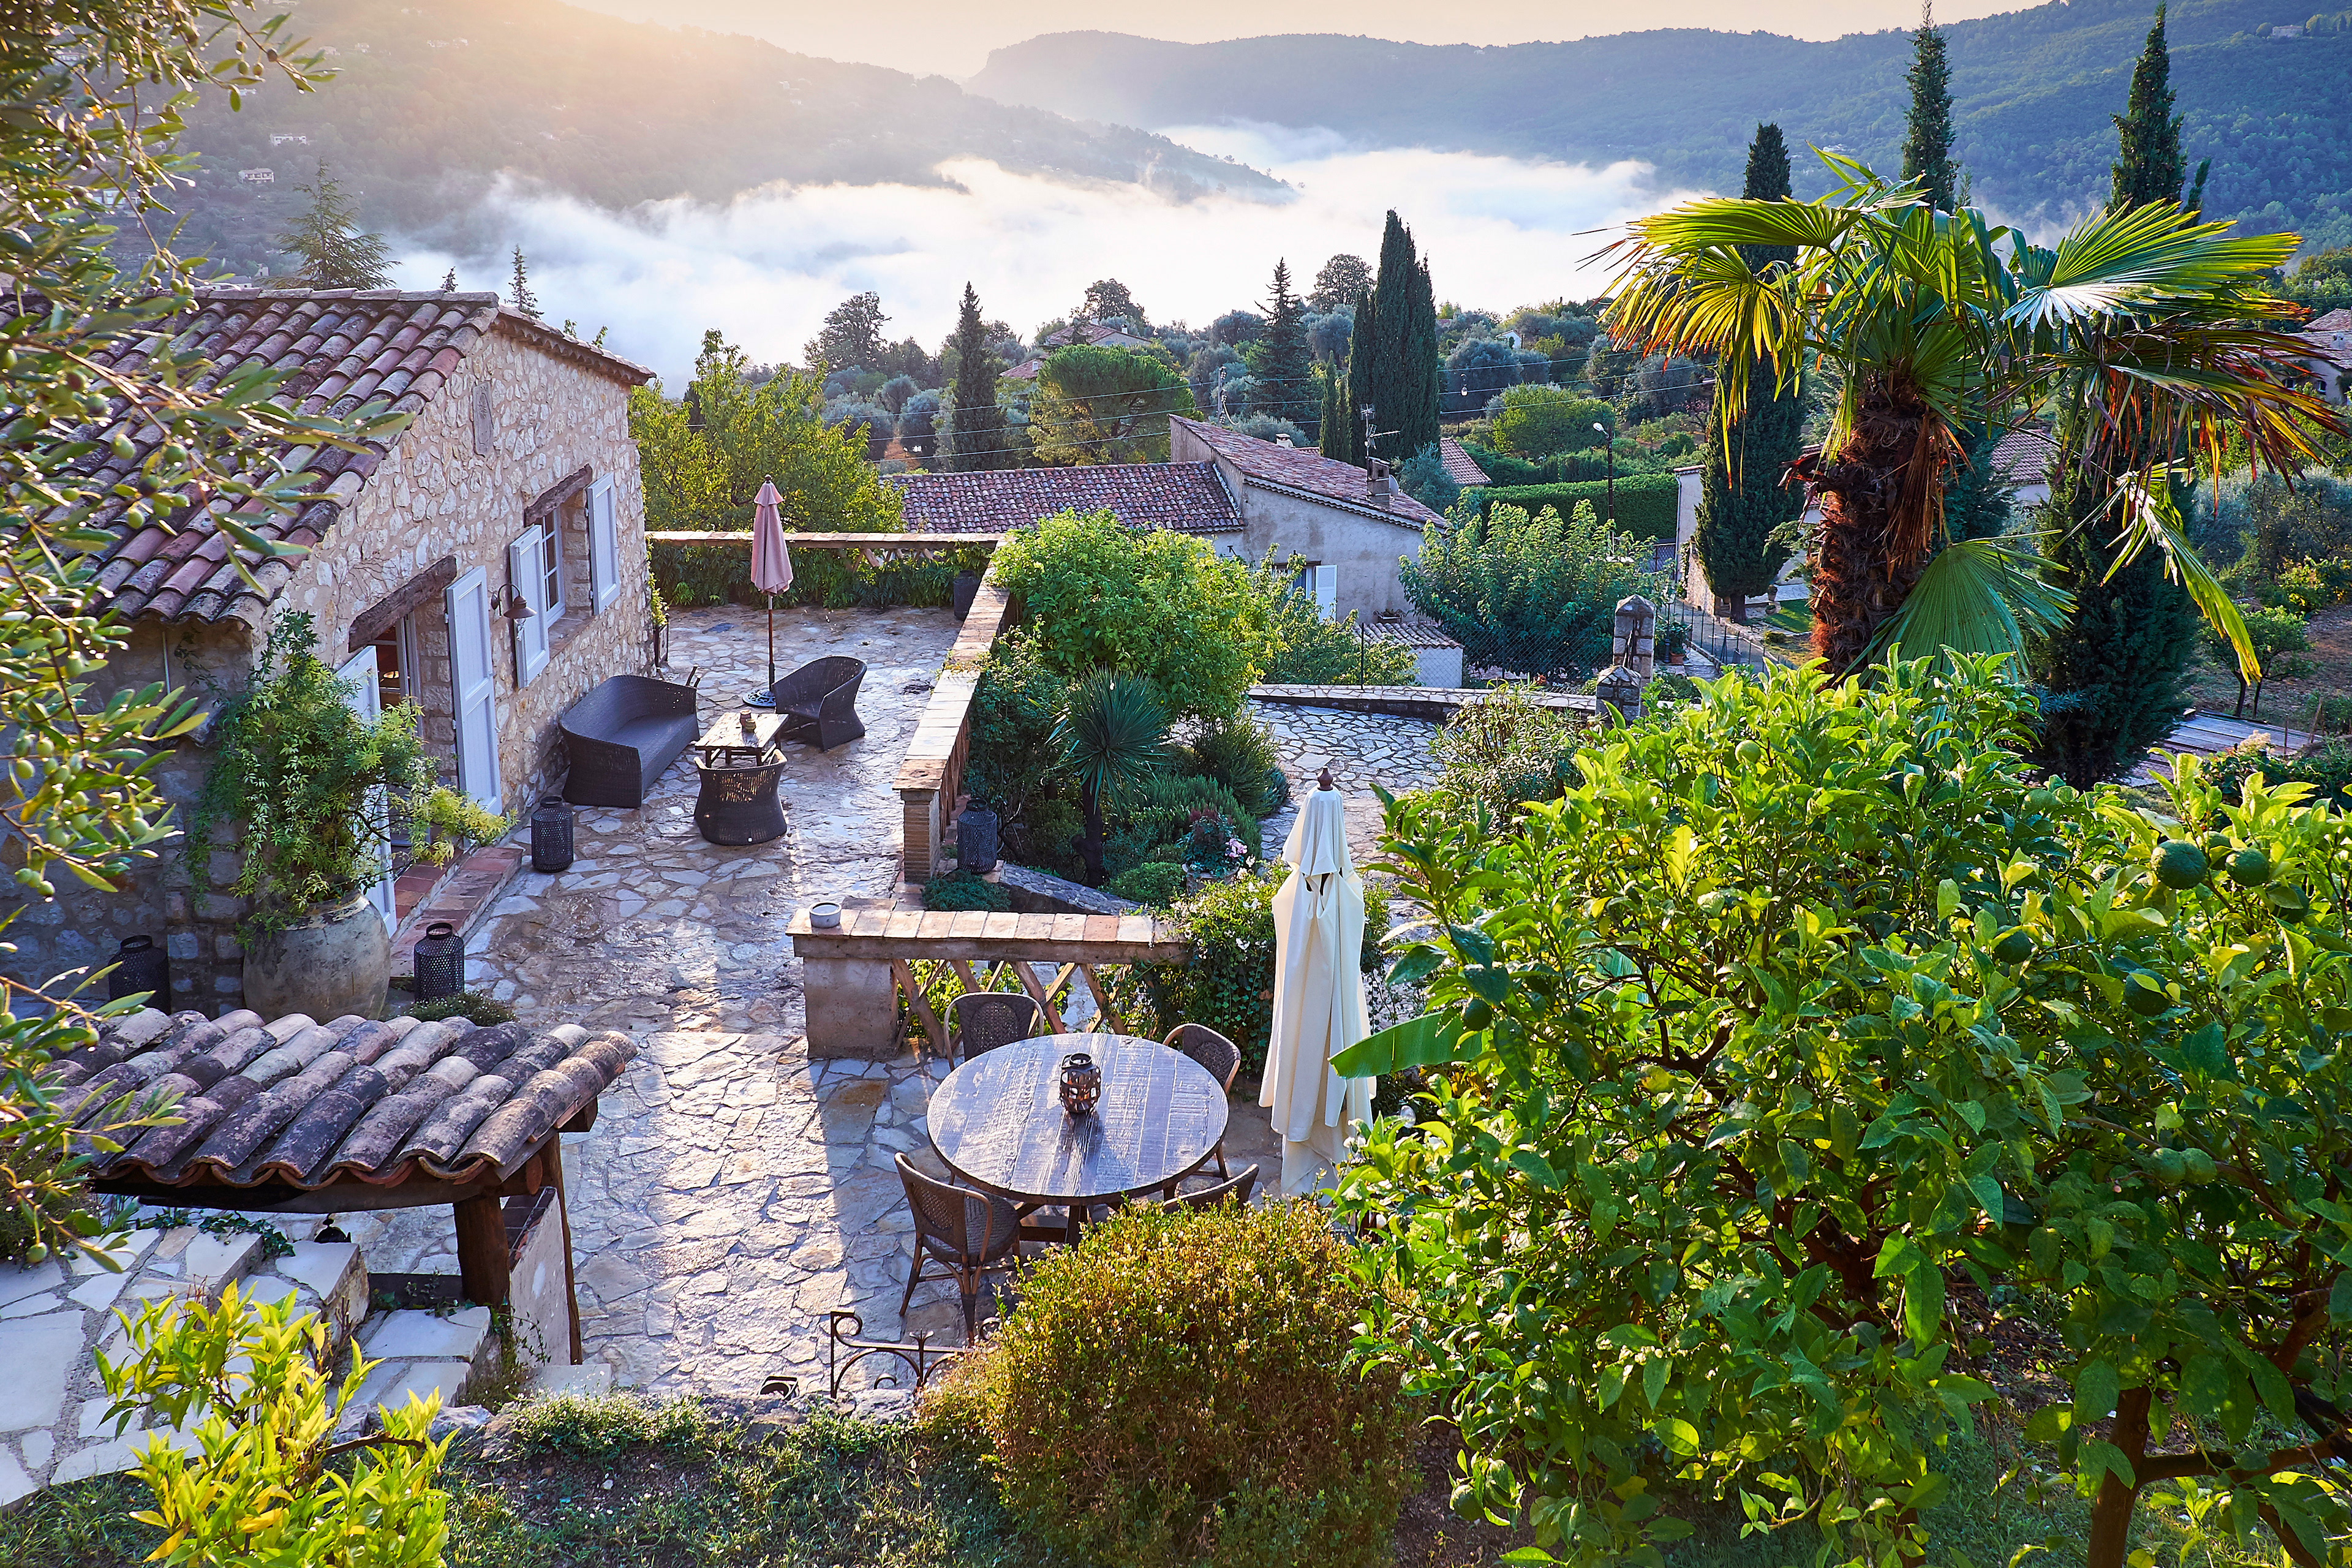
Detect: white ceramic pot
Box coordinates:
(242, 894, 390, 1021)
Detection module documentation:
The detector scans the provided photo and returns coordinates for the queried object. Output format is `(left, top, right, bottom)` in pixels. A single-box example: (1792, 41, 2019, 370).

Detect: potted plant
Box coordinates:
(189, 613, 510, 1020)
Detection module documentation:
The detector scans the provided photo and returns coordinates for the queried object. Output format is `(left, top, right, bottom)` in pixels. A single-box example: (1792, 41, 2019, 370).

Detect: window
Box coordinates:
(1291, 562, 1338, 621)
(537, 521, 566, 622)
(589, 476, 619, 611)
(508, 524, 551, 684)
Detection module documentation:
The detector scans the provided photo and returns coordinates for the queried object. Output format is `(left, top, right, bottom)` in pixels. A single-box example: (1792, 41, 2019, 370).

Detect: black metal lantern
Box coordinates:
(957, 802, 999, 875)
(1058, 1051, 1101, 1116)
(413, 921, 465, 1001)
(952, 569, 981, 620)
(531, 795, 575, 873)
(107, 934, 168, 1003)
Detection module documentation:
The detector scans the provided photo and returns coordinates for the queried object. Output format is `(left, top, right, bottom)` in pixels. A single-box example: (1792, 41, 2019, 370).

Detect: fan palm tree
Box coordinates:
(1601, 154, 2341, 677)
(1052, 671, 1169, 884)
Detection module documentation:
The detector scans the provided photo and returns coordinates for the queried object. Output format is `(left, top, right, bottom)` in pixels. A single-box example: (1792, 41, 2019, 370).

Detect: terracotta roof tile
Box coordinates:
(1174, 416, 1443, 526)
(1438, 437, 1491, 488)
(1989, 424, 2057, 486)
(883, 462, 1242, 533)
(59, 288, 654, 624)
(65, 1007, 636, 1189)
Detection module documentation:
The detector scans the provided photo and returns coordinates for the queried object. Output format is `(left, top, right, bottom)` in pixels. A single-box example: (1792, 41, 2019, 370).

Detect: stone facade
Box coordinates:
(0, 317, 651, 1011)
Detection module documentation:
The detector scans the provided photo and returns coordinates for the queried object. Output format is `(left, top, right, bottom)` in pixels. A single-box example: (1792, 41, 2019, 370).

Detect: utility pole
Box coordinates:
(1595, 421, 1615, 529)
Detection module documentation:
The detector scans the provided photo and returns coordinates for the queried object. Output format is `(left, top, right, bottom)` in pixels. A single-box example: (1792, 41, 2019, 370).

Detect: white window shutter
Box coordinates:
(1314, 564, 1338, 620)
(508, 528, 550, 684)
(589, 477, 620, 612)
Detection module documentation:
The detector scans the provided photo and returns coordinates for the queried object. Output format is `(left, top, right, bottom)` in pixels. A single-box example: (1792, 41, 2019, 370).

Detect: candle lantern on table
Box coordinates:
(1058, 1051, 1101, 1115)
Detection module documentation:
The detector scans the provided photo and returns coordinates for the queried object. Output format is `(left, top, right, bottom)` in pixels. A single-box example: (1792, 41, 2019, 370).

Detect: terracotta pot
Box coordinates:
(243, 894, 390, 1021)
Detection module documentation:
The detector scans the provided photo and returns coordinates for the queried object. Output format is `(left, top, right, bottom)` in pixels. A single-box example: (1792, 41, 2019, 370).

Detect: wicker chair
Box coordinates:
(894, 1154, 1022, 1338)
(559, 675, 699, 807)
(767, 656, 866, 752)
(950, 992, 1042, 1065)
(1164, 1022, 1243, 1178)
(1166, 1163, 1259, 1212)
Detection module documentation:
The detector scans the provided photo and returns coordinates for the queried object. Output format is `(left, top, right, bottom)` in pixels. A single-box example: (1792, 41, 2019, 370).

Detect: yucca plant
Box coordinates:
(1052, 671, 1169, 884)
(1601, 154, 2343, 676)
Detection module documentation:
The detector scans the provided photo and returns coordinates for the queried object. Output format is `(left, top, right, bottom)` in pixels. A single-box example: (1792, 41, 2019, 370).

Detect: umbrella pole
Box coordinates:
(766, 593, 777, 694)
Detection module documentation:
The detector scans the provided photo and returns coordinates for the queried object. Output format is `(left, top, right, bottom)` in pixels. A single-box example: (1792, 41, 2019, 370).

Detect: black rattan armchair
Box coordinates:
(1166, 1163, 1258, 1212)
(1165, 1022, 1243, 1177)
(560, 675, 699, 807)
(767, 656, 865, 752)
(895, 1153, 1022, 1337)
(950, 992, 1041, 1065)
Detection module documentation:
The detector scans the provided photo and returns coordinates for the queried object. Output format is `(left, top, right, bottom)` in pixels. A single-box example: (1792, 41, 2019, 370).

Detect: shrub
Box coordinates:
(1252, 559, 1418, 687)
(649, 539, 971, 609)
(931, 1202, 1411, 1568)
(1106, 861, 1185, 905)
(1178, 712, 1283, 816)
(2206, 736, 2352, 808)
(1130, 772, 1258, 861)
(1336, 656, 2352, 1566)
(406, 990, 516, 1026)
(965, 636, 1071, 832)
(1402, 500, 1670, 681)
(97, 1284, 449, 1567)
(1132, 868, 1384, 1075)
(1489, 384, 1612, 459)
(505, 1393, 721, 1458)
(1463, 474, 1679, 541)
(990, 508, 1273, 720)
(1429, 682, 1592, 815)
(920, 870, 1011, 912)
(1396, 440, 1461, 511)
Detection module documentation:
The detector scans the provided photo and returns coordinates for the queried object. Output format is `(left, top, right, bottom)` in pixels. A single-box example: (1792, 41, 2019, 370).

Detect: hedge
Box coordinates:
(1466, 474, 1679, 541)
(648, 539, 988, 610)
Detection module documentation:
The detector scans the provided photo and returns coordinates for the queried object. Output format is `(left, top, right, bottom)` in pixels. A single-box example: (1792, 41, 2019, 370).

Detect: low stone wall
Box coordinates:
(894, 564, 1018, 882)
(992, 862, 1142, 918)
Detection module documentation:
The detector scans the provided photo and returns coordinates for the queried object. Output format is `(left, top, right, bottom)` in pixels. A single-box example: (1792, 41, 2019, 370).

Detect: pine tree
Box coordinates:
(2111, 7, 2190, 211)
(1257, 260, 1313, 432)
(1695, 124, 1805, 621)
(508, 246, 540, 318)
(1901, 4, 1960, 212)
(276, 161, 393, 290)
(948, 282, 1008, 472)
(1352, 212, 1442, 471)
(2031, 459, 2199, 785)
(439, 266, 457, 292)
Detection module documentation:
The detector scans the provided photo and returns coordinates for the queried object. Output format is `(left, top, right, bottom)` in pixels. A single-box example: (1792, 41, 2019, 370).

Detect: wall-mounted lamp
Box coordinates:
(497, 583, 535, 620)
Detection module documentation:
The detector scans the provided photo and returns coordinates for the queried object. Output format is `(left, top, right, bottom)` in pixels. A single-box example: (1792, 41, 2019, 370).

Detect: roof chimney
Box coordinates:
(1366, 474, 1395, 509)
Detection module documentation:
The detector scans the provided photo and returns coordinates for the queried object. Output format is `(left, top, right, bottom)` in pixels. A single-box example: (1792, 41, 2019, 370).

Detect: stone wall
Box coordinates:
(0, 323, 651, 1010)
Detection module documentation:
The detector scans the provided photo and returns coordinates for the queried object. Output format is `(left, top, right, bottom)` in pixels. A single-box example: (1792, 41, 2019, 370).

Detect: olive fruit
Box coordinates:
(2152, 840, 2209, 889)
(2227, 848, 2274, 888)
(1992, 929, 2035, 965)
(2122, 971, 2173, 1017)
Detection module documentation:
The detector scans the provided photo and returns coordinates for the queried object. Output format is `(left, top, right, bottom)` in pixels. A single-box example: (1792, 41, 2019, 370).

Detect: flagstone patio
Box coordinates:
(246, 609, 1447, 1403)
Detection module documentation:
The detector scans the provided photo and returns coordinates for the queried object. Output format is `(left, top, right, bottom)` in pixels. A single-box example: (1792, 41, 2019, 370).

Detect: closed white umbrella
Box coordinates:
(748, 478, 793, 705)
(1260, 774, 1374, 1197)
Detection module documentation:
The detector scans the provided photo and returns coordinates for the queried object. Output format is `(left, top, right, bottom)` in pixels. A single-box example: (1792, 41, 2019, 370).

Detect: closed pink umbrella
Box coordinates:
(748, 477, 793, 706)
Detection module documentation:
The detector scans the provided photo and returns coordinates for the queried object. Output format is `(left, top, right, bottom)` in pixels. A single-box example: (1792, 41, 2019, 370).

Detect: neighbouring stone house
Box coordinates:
(1, 288, 654, 1010)
(2297, 307, 2352, 405)
(1000, 322, 1159, 382)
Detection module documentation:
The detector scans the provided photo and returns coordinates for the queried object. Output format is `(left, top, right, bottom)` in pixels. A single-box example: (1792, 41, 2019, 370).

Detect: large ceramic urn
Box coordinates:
(242, 893, 391, 1020)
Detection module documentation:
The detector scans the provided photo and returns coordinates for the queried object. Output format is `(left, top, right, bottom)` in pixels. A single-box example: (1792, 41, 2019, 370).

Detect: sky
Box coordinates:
(569, 0, 2018, 80)
(396, 125, 1701, 384)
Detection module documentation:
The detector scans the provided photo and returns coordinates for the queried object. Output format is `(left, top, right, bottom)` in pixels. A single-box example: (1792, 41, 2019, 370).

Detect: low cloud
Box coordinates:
(394, 124, 1707, 382)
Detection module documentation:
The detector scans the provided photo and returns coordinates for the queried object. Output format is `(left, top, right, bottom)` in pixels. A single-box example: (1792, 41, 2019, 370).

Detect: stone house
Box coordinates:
(2296, 308, 2352, 405)
(2, 288, 654, 1009)
(887, 418, 1447, 623)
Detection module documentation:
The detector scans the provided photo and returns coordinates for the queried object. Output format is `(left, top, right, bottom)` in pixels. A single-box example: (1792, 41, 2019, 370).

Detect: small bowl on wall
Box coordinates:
(808, 900, 842, 929)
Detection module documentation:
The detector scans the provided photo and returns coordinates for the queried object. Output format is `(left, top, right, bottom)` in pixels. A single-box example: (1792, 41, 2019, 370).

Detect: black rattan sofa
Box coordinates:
(767, 656, 866, 752)
(559, 674, 700, 807)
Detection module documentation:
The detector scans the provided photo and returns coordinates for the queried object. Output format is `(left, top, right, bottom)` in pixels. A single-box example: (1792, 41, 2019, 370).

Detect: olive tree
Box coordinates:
(1337, 658, 2352, 1567)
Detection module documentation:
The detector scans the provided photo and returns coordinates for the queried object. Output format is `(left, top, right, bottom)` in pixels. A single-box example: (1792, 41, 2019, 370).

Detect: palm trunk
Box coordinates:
(1805, 382, 1944, 676)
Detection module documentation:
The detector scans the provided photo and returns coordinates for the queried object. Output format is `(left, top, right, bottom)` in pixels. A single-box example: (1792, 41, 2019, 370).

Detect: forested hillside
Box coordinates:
(968, 0, 2352, 250)
(161, 0, 1283, 276)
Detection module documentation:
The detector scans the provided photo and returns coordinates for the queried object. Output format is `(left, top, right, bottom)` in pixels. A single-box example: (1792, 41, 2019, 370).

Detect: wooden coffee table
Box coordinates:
(693, 710, 785, 768)
(926, 1033, 1228, 1243)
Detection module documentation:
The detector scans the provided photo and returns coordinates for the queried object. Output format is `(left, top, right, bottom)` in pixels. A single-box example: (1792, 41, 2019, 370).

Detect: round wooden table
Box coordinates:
(927, 1033, 1229, 1243)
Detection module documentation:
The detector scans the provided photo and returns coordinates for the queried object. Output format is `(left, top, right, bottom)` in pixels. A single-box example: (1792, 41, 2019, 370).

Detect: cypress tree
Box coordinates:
(1257, 260, 1313, 432)
(1319, 362, 1355, 462)
(2111, 7, 2190, 211)
(948, 282, 1008, 472)
(1695, 124, 1804, 622)
(2031, 457, 2199, 785)
(1354, 212, 1442, 470)
(1901, 4, 1960, 212)
(277, 161, 393, 289)
(508, 246, 540, 318)
(1344, 279, 1376, 467)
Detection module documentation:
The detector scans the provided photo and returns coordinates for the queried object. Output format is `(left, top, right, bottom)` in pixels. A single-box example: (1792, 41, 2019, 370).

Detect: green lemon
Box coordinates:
(1461, 998, 1494, 1031)
(2181, 1148, 2217, 1183)
(2226, 848, 2273, 888)
(1733, 739, 1763, 766)
(2152, 840, 2209, 890)
(2123, 971, 2172, 1017)
(1992, 929, 2035, 965)
(2150, 1148, 2188, 1188)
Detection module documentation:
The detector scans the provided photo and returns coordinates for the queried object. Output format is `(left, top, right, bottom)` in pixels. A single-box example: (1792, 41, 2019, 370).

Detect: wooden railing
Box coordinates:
(788, 906, 1188, 1060)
